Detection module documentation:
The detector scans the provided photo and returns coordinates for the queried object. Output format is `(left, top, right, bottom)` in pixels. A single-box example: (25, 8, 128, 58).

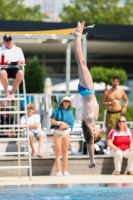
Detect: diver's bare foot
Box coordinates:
(81, 22, 85, 29)
(72, 22, 85, 37)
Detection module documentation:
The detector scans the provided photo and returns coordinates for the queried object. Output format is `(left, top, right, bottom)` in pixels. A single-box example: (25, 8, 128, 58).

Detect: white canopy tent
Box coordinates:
(51, 79, 129, 93)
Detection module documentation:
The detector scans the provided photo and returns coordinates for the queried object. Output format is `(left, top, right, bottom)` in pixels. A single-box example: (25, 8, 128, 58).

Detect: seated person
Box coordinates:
(0, 34, 25, 98)
(107, 116, 133, 175)
(20, 103, 44, 158)
(0, 108, 15, 137)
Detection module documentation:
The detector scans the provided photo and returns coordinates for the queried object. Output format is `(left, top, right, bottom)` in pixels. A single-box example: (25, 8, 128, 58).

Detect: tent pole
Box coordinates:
(66, 41, 71, 94)
(82, 34, 87, 62)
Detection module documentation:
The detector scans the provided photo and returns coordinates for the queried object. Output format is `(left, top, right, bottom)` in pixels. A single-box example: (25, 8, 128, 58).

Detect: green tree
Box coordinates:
(0, 0, 46, 21)
(22, 56, 46, 93)
(90, 66, 128, 88)
(124, 107, 133, 121)
(59, 0, 133, 24)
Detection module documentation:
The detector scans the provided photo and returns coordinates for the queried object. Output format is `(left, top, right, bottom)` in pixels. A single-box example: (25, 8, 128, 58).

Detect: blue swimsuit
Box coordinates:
(78, 84, 95, 97)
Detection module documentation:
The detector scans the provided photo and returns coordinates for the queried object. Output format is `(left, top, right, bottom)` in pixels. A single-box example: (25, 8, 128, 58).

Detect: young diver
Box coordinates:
(73, 22, 102, 168)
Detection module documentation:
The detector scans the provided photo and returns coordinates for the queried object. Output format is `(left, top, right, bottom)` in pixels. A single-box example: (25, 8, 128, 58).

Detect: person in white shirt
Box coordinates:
(20, 104, 44, 158)
(0, 34, 25, 98)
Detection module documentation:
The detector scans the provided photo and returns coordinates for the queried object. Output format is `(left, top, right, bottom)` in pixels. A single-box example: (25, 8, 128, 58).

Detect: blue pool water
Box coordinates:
(0, 184, 133, 200)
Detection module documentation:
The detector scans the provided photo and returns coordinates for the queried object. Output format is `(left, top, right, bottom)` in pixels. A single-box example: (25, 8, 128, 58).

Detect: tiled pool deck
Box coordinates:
(0, 175, 133, 186)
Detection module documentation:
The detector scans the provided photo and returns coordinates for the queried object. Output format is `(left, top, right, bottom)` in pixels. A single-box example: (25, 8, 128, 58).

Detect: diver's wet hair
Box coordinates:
(82, 120, 93, 145)
(82, 120, 102, 144)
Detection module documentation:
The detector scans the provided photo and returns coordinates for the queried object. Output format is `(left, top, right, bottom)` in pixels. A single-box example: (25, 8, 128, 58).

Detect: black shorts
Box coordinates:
(1, 68, 20, 79)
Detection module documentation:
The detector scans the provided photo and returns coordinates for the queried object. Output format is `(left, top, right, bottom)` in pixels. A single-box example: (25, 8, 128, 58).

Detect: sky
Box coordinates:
(23, 0, 70, 21)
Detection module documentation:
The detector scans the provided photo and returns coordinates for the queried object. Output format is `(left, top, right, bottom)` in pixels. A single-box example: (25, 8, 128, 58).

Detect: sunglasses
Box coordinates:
(5, 39, 12, 42)
(64, 100, 70, 103)
(118, 120, 125, 123)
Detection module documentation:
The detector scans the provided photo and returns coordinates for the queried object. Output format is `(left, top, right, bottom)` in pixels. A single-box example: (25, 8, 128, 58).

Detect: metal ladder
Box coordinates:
(0, 65, 32, 180)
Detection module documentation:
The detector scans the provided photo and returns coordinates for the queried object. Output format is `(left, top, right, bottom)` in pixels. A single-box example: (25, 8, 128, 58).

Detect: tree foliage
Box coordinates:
(59, 0, 133, 24)
(90, 66, 128, 87)
(22, 56, 46, 93)
(0, 0, 46, 21)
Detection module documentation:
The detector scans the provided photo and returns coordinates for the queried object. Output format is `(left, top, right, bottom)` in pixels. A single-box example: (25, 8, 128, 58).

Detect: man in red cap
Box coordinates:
(0, 34, 25, 98)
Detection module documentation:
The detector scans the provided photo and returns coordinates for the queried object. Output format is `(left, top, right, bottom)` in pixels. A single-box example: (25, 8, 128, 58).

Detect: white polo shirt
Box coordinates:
(0, 44, 25, 62)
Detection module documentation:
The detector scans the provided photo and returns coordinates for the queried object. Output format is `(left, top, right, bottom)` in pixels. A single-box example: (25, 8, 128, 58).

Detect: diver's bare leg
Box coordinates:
(73, 22, 93, 89)
(73, 22, 96, 167)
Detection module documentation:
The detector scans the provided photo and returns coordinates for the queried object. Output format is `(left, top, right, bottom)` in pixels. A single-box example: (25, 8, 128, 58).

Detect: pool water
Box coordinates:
(0, 184, 133, 200)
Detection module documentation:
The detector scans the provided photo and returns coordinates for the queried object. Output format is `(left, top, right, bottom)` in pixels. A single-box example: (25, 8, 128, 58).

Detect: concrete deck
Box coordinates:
(0, 155, 129, 176)
(0, 175, 133, 186)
